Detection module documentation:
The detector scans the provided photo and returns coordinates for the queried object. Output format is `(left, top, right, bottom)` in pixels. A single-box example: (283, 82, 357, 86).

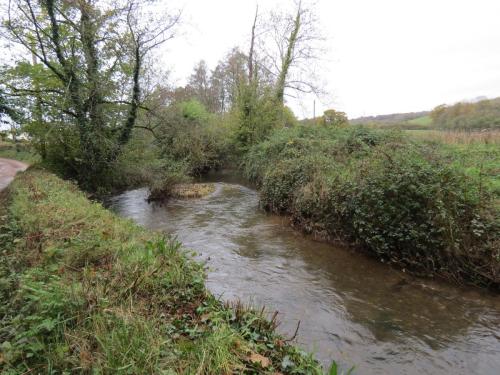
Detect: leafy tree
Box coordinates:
(323, 109, 348, 127)
(1, 0, 180, 189)
(0, 86, 22, 150)
(234, 1, 323, 146)
(0, 87, 17, 121)
(234, 83, 280, 149)
(178, 99, 210, 122)
(186, 61, 212, 111)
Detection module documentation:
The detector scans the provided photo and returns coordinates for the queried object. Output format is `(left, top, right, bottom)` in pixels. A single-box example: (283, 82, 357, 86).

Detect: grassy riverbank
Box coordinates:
(242, 126, 499, 288)
(0, 169, 324, 374)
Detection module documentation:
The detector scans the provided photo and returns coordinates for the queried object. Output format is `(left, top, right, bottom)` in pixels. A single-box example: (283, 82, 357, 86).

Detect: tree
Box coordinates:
(1, 0, 180, 189)
(248, 5, 258, 82)
(185, 50, 248, 114)
(322, 109, 347, 127)
(218, 48, 248, 109)
(187, 60, 212, 110)
(257, 1, 324, 105)
(0, 88, 17, 121)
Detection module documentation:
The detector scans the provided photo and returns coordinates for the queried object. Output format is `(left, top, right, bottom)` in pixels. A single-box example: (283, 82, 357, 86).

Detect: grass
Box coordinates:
(407, 115, 432, 126)
(405, 130, 500, 196)
(0, 168, 327, 374)
(0, 140, 39, 164)
(405, 129, 500, 145)
(171, 183, 216, 199)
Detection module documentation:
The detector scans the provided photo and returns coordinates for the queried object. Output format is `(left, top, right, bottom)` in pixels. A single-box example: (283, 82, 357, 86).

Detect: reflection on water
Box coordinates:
(107, 178, 500, 375)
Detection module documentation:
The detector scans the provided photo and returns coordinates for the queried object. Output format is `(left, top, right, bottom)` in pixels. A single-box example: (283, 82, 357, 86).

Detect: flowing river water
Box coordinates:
(108, 173, 500, 375)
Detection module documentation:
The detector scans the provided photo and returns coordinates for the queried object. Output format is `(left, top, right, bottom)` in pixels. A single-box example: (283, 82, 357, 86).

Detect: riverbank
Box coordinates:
(109, 179, 500, 375)
(242, 126, 499, 289)
(0, 168, 325, 374)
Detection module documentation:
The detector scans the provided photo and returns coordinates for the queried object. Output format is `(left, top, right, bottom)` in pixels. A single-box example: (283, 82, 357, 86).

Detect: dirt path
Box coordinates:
(0, 158, 28, 191)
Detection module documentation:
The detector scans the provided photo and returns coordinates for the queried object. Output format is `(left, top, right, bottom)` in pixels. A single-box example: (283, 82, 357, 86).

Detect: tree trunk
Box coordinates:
(248, 5, 258, 83)
(276, 7, 301, 104)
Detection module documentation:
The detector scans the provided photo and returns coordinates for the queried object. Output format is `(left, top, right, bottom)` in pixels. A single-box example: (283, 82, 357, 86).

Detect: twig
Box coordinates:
(284, 320, 301, 342)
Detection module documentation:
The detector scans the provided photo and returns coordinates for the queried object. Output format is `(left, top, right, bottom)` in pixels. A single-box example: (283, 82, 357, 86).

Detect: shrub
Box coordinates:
(147, 159, 191, 200)
(153, 101, 231, 175)
(243, 125, 500, 288)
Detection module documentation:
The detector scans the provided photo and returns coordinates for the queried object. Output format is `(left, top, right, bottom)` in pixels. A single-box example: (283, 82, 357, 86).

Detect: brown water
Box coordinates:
(108, 175, 500, 375)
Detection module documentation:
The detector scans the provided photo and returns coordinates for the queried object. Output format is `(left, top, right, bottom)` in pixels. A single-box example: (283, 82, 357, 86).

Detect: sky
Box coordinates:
(160, 0, 500, 119)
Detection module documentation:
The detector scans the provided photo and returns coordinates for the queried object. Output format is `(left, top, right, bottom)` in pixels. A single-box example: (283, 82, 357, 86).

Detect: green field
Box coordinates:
(407, 115, 432, 126)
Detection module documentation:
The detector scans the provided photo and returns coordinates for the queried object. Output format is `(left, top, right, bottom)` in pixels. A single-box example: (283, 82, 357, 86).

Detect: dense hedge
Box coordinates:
(243, 126, 499, 288)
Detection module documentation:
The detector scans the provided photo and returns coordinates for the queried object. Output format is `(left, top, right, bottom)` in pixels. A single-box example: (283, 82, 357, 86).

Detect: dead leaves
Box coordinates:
(247, 352, 271, 368)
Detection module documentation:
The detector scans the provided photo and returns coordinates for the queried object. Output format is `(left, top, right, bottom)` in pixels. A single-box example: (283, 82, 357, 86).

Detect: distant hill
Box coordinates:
(349, 96, 500, 130)
(349, 110, 431, 130)
(350, 110, 430, 126)
(430, 97, 500, 130)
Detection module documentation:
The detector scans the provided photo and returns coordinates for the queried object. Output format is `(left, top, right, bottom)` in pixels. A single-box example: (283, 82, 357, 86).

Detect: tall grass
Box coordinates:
(406, 129, 500, 145)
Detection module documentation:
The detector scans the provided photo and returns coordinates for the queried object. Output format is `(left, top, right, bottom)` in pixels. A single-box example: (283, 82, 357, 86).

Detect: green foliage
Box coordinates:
(0, 169, 325, 373)
(283, 106, 299, 127)
(1, 1, 175, 192)
(328, 361, 355, 375)
(243, 125, 499, 288)
(178, 99, 210, 122)
(234, 83, 282, 151)
(147, 159, 191, 200)
(322, 109, 348, 127)
(109, 95, 236, 199)
(154, 100, 231, 174)
(0, 140, 39, 164)
(0, 88, 19, 121)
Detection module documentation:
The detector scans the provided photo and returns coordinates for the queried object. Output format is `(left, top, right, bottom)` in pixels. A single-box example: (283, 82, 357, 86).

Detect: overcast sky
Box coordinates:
(162, 0, 500, 118)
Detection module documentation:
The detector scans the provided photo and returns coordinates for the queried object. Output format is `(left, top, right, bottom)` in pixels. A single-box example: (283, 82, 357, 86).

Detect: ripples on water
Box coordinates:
(107, 179, 500, 375)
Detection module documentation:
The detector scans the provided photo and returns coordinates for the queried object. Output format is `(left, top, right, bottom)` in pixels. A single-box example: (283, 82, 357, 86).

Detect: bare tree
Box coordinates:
(187, 60, 212, 109)
(248, 5, 259, 82)
(256, 1, 325, 104)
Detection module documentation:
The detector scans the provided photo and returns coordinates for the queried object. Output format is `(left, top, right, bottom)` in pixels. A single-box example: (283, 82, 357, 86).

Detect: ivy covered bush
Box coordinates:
(243, 126, 499, 288)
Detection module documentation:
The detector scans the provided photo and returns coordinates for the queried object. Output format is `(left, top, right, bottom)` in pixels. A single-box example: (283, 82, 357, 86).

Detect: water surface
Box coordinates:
(107, 176, 500, 375)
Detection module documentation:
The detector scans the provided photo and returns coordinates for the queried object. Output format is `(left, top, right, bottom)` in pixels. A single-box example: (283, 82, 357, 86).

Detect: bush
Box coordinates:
(233, 84, 282, 151)
(154, 100, 232, 175)
(243, 125, 500, 288)
(147, 159, 191, 200)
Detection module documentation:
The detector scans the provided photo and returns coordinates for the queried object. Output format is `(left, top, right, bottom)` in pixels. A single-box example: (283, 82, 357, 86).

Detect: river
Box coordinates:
(107, 173, 500, 375)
